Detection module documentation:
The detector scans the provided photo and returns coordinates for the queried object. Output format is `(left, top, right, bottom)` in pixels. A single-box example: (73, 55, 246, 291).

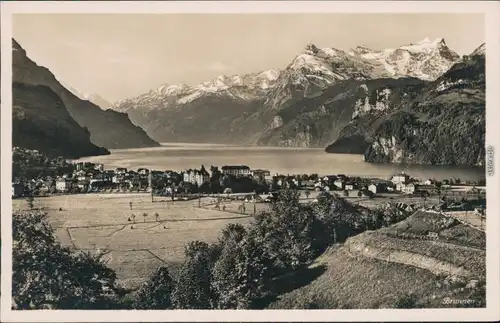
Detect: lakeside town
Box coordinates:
(12, 148, 486, 215)
(11, 144, 489, 310)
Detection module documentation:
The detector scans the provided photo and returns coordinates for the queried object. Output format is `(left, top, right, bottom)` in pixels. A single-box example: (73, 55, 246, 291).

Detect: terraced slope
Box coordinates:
(270, 211, 485, 309)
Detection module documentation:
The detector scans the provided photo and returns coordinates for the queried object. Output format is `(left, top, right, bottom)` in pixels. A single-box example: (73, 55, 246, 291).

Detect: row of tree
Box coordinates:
(13, 147, 74, 181)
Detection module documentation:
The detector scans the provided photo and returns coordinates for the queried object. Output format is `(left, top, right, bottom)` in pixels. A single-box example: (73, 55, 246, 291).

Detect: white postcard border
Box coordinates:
(1, 1, 499, 322)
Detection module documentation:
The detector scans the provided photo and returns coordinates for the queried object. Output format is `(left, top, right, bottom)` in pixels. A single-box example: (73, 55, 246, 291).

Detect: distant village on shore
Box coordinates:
(12, 148, 487, 212)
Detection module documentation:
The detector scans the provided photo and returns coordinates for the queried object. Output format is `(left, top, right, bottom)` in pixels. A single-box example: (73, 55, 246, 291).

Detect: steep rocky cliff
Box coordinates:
(12, 39, 159, 149)
(12, 82, 110, 158)
(257, 77, 425, 149)
(363, 49, 485, 166)
(324, 78, 428, 153)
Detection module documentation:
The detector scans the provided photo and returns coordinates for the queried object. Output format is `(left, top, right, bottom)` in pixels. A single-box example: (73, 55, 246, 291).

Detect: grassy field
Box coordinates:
(270, 247, 443, 309)
(13, 193, 256, 290)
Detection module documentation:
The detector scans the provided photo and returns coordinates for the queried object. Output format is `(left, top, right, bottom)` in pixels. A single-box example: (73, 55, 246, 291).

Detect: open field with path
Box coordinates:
(13, 193, 256, 289)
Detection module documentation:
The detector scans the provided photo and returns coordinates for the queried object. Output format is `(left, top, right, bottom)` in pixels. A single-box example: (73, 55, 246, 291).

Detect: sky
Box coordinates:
(13, 13, 484, 102)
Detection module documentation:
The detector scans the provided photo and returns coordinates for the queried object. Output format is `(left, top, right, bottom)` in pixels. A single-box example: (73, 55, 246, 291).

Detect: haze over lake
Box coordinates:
(76, 143, 485, 182)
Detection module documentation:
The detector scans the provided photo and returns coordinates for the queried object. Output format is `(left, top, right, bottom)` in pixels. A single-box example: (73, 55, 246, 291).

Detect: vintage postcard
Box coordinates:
(1, 1, 499, 322)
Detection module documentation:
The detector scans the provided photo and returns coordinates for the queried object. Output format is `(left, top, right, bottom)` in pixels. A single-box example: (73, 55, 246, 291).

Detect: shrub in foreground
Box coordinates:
(12, 211, 121, 309)
(133, 266, 174, 309)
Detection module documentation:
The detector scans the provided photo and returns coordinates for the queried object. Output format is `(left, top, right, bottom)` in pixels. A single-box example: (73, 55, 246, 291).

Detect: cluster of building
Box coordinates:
(387, 173, 438, 195)
(269, 171, 484, 198)
(12, 159, 485, 200)
(12, 163, 275, 197)
(13, 162, 170, 197)
(182, 165, 272, 187)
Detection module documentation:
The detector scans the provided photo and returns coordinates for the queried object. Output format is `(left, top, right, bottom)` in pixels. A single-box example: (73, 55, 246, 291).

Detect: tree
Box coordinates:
(211, 226, 273, 309)
(357, 190, 363, 197)
(172, 241, 219, 309)
(198, 181, 210, 194)
(420, 191, 428, 208)
(211, 225, 248, 309)
(26, 195, 35, 210)
(218, 223, 247, 244)
(142, 212, 148, 223)
(304, 190, 311, 199)
(133, 266, 174, 309)
(310, 192, 361, 247)
(343, 190, 349, 197)
(371, 208, 385, 229)
(252, 190, 316, 274)
(12, 211, 121, 309)
(155, 212, 160, 222)
(210, 166, 221, 183)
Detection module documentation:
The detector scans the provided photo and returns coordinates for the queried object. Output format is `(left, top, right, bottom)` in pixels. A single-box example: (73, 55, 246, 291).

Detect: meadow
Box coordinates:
(13, 193, 258, 289)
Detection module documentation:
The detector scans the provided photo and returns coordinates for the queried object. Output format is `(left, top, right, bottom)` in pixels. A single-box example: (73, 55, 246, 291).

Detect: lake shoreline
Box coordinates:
(76, 144, 485, 182)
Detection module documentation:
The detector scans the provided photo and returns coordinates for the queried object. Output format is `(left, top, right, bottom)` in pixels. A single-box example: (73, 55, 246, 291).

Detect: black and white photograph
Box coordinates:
(1, 1, 499, 322)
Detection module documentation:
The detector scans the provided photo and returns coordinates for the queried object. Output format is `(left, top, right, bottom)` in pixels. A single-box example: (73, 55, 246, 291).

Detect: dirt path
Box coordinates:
(345, 240, 472, 277)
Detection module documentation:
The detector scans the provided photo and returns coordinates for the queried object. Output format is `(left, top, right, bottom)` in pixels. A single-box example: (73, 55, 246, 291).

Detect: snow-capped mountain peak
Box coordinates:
(259, 69, 280, 81)
(157, 83, 191, 96)
(113, 37, 461, 115)
(196, 75, 232, 92)
(112, 69, 282, 110)
(350, 45, 373, 55)
(400, 37, 447, 53)
(344, 37, 460, 80)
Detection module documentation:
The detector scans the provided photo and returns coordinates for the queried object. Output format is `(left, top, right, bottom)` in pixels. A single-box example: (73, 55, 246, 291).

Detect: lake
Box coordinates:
(77, 143, 485, 182)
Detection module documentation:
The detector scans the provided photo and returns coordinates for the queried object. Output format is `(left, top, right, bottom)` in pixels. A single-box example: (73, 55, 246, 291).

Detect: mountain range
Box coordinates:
(84, 93, 112, 110)
(63, 85, 113, 110)
(111, 38, 485, 166)
(11, 39, 159, 158)
(12, 82, 110, 158)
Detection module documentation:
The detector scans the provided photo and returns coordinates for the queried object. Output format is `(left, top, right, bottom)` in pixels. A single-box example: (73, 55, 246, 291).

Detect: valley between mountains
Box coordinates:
(11, 37, 485, 166)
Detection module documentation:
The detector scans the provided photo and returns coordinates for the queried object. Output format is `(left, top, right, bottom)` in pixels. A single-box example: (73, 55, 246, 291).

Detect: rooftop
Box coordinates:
(221, 165, 250, 170)
(392, 173, 410, 177)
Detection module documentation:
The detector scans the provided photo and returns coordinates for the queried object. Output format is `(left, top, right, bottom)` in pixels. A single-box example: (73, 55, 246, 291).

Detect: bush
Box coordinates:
(133, 267, 174, 309)
(211, 223, 274, 309)
(172, 241, 219, 309)
(312, 192, 364, 243)
(252, 190, 317, 274)
(293, 294, 333, 309)
(394, 293, 419, 308)
(12, 211, 120, 309)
